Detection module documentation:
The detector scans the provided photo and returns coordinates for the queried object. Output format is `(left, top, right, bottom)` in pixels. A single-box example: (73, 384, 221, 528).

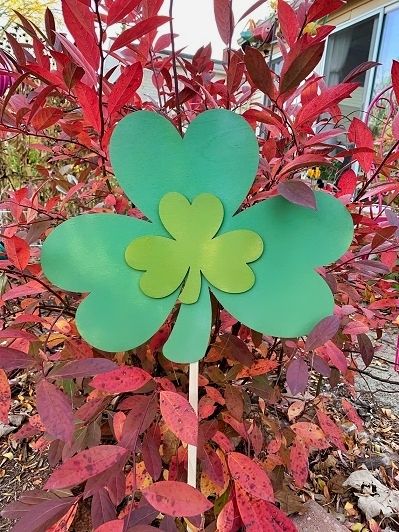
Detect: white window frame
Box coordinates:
(320, 0, 399, 116)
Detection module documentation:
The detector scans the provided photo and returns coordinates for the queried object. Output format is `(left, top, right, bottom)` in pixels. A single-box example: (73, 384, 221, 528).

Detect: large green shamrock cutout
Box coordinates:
(41, 109, 354, 363)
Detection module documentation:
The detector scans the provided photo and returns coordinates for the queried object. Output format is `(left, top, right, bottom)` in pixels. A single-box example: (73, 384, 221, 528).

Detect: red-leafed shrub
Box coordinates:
(0, 0, 398, 530)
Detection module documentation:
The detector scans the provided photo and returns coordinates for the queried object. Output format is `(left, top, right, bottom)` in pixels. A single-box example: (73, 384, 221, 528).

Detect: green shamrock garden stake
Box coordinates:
(41, 109, 353, 364)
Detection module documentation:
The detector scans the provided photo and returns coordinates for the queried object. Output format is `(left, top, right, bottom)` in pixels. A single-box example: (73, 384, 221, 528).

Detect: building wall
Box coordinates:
(328, 0, 393, 25)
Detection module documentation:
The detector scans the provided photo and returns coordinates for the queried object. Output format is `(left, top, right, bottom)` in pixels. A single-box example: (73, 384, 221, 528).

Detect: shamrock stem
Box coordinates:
(179, 268, 202, 305)
(163, 283, 211, 363)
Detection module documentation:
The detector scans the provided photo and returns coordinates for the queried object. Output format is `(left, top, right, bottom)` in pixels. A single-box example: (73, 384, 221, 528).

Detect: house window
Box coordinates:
(372, 7, 399, 95)
(323, 17, 377, 121)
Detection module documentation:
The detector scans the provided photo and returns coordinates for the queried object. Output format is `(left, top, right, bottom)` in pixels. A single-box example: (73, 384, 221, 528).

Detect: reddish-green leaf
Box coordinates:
(289, 439, 309, 487)
(341, 399, 364, 430)
(90, 366, 152, 394)
(214, 0, 234, 46)
(142, 481, 212, 517)
(291, 422, 329, 450)
(244, 47, 275, 99)
(286, 357, 309, 395)
(278, 0, 300, 47)
(305, 315, 340, 351)
(224, 384, 244, 420)
(159, 391, 198, 445)
(107, 0, 142, 25)
(0, 347, 32, 371)
(280, 42, 324, 95)
(110, 16, 170, 53)
(74, 81, 101, 132)
(50, 359, 117, 379)
(32, 107, 63, 130)
(108, 62, 143, 116)
(4, 236, 30, 270)
(45, 446, 128, 489)
(357, 333, 374, 367)
(307, 0, 345, 23)
(278, 180, 316, 209)
(227, 452, 274, 502)
(36, 379, 74, 443)
(316, 410, 346, 451)
(0, 369, 11, 424)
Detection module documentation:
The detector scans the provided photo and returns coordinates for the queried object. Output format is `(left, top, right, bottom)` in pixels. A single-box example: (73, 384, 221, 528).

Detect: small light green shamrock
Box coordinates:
(125, 192, 263, 304)
(41, 109, 354, 363)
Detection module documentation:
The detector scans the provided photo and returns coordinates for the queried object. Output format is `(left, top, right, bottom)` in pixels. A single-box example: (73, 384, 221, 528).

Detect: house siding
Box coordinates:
(328, 0, 393, 25)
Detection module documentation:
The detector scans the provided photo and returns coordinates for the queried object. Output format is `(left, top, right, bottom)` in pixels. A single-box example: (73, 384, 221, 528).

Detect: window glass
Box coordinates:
(324, 17, 377, 121)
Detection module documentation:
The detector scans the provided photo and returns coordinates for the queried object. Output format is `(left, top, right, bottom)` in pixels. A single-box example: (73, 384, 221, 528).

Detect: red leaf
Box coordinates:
(324, 340, 348, 372)
(142, 429, 162, 480)
(217, 499, 241, 532)
(280, 41, 324, 95)
(159, 391, 198, 445)
(2, 280, 44, 301)
(110, 16, 170, 53)
(142, 481, 212, 517)
(392, 112, 399, 140)
(0, 347, 32, 371)
(5, 497, 79, 532)
(4, 236, 30, 270)
(291, 422, 329, 450)
(0, 369, 11, 423)
(289, 439, 309, 487)
(24, 64, 62, 86)
(357, 333, 374, 367)
(341, 399, 364, 430)
(278, 180, 316, 209)
(316, 410, 346, 451)
(305, 315, 340, 351)
(337, 169, 357, 197)
(201, 445, 225, 486)
(286, 357, 309, 395)
(94, 521, 124, 532)
(214, 0, 234, 46)
(90, 366, 153, 394)
(392, 60, 399, 102)
(91, 488, 116, 529)
(108, 62, 143, 116)
(278, 0, 300, 47)
(32, 107, 62, 130)
(62, 0, 99, 70)
(235, 485, 296, 532)
(307, 0, 345, 23)
(227, 452, 274, 502)
(45, 446, 128, 489)
(107, 0, 142, 25)
(342, 61, 379, 84)
(46, 502, 78, 532)
(119, 395, 158, 450)
(238, 0, 267, 23)
(348, 118, 374, 172)
(279, 155, 329, 177)
(296, 83, 358, 127)
(50, 359, 117, 379)
(74, 81, 101, 132)
(244, 47, 275, 99)
(36, 379, 74, 442)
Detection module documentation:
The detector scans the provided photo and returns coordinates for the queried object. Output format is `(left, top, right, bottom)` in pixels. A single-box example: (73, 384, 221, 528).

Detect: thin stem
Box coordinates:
(169, 0, 183, 134)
